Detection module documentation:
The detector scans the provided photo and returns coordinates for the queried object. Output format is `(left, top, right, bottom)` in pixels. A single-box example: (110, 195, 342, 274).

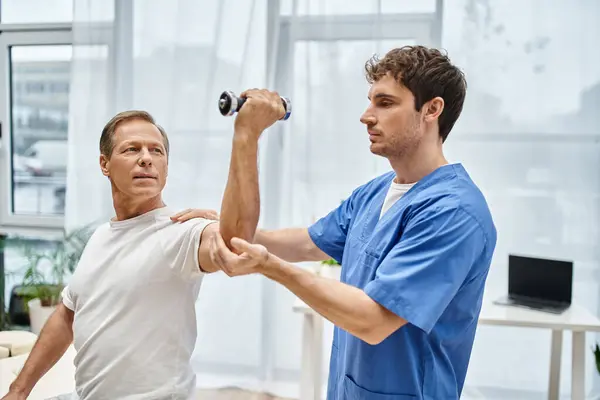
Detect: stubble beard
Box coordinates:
(379, 117, 422, 160)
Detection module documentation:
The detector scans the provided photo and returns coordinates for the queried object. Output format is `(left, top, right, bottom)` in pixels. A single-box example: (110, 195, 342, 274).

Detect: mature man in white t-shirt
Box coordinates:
(0, 107, 282, 400)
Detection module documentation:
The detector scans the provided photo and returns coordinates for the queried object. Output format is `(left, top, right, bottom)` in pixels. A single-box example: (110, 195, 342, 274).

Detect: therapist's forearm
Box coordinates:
(254, 228, 330, 263)
(261, 257, 403, 344)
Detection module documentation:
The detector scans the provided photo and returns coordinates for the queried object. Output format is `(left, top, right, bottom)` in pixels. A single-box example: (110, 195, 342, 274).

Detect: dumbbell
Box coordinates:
(218, 90, 292, 121)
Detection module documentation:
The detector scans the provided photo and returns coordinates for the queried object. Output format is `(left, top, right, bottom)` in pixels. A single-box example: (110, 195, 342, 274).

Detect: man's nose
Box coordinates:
(138, 148, 153, 166)
(360, 108, 376, 125)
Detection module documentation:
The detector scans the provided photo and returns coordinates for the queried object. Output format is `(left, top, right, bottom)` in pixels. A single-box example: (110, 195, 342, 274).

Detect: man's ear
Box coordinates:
(99, 154, 110, 177)
(423, 97, 444, 122)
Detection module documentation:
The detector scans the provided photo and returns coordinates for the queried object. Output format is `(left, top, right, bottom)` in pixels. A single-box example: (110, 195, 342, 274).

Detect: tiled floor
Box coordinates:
(49, 389, 291, 400)
(196, 388, 292, 400)
(197, 387, 562, 399)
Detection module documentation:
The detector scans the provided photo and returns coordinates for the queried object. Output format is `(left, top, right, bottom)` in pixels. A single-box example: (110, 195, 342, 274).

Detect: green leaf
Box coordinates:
(12, 223, 96, 305)
(594, 343, 600, 375)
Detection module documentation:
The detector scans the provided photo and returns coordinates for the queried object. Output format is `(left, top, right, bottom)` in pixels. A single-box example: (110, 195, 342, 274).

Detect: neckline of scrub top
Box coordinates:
(375, 162, 464, 228)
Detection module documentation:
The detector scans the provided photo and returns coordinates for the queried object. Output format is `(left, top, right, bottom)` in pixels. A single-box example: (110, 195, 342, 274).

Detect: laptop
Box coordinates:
(493, 254, 573, 314)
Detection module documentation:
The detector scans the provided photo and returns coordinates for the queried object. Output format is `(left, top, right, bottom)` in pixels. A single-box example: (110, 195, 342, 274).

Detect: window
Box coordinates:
(0, 30, 71, 234)
(10, 44, 71, 217)
(0, 0, 73, 24)
(266, 4, 441, 376)
(0, 1, 115, 235)
(280, 0, 437, 15)
(272, 9, 440, 226)
(0, 0, 114, 24)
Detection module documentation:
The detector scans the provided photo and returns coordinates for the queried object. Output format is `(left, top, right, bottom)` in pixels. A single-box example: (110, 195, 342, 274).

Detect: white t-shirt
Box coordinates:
(61, 206, 216, 400)
(379, 180, 415, 219)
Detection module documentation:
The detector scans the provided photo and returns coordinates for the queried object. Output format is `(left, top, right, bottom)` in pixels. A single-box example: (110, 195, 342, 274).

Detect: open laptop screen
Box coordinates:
(508, 255, 573, 304)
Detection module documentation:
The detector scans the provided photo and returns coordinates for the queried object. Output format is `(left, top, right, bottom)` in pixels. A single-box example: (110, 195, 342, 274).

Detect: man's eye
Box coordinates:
(379, 101, 392, 107)
(126, 147, 137, 152)
(153, 148, 163, 154)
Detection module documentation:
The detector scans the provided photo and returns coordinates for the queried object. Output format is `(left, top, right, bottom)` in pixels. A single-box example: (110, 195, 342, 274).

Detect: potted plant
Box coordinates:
(319, 258, 342, 280)
(594, 343, 600, 375)
(12, 224, 94, 334)
(0, 235, 11, 331)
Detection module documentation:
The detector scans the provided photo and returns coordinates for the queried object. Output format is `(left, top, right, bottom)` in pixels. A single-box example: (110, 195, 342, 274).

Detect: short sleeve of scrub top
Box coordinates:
(308, 193, 356, 264)
(364, 206, 486, 334)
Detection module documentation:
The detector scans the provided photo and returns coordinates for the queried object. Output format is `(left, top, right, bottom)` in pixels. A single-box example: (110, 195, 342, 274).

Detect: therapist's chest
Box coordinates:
(342, 198, 409, 288)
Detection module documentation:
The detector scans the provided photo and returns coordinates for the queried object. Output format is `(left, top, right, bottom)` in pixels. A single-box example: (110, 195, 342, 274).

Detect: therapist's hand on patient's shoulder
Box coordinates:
(170, 208, 219, 222)
(209, 233, 271, 277)
(234, 88, 286, 140)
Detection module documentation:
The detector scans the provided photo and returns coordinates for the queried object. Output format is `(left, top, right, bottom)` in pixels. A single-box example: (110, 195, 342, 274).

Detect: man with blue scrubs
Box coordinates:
(192, 45, 497, 399)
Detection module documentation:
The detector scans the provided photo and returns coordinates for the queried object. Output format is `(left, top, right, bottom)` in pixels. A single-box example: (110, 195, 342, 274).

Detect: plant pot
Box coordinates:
(27, 298, 56, 335)
(320, 265, 342, 281)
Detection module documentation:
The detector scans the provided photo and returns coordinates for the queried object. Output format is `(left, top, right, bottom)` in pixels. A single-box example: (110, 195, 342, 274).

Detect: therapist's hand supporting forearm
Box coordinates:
(211, 235, 406, 345)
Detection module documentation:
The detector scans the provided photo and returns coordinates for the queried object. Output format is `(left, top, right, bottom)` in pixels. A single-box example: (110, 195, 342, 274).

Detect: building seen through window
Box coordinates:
(11, 45, 71, 216)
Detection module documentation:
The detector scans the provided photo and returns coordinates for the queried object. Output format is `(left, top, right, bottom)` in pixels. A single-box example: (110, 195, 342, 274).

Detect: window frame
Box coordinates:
(0, 27, 72, 237)
(279, 13, 438, 41)
(0, 19, 114, 238)
(268, 12, 438, 214)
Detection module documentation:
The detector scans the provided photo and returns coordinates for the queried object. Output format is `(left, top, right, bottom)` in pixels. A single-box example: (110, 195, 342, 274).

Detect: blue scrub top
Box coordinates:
(308, 163, 497, 400)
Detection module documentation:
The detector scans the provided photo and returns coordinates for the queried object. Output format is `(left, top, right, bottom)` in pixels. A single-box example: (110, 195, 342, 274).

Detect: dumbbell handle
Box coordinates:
(218, 90, 292, 120)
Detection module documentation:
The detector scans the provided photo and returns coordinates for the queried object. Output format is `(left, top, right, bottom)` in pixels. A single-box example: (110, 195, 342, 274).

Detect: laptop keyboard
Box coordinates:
(510, 296, 568, 313)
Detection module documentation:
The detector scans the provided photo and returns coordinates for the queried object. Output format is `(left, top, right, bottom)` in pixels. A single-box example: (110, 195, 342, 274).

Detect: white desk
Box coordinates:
(292, 300, 324, 400)
(292, 299, 600, 400)
(0, 345, 76, 399)
(478, 301, 600, 400)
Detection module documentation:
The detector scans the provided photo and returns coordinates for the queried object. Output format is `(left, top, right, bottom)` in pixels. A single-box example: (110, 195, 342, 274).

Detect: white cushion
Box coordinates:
(0, 331, 38, 357)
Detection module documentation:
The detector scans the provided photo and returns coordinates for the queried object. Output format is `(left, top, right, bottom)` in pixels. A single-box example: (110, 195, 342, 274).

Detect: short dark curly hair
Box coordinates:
(365, 45, 466, 142)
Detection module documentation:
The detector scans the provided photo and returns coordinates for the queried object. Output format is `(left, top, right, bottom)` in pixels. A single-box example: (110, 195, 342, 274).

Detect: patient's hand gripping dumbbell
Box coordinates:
(218, 90, 292, 121)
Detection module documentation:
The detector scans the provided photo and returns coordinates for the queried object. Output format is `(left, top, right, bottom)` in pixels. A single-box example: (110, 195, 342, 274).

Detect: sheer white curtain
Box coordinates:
(442, 1, 600, 397)
(65, 0, 600, 398)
